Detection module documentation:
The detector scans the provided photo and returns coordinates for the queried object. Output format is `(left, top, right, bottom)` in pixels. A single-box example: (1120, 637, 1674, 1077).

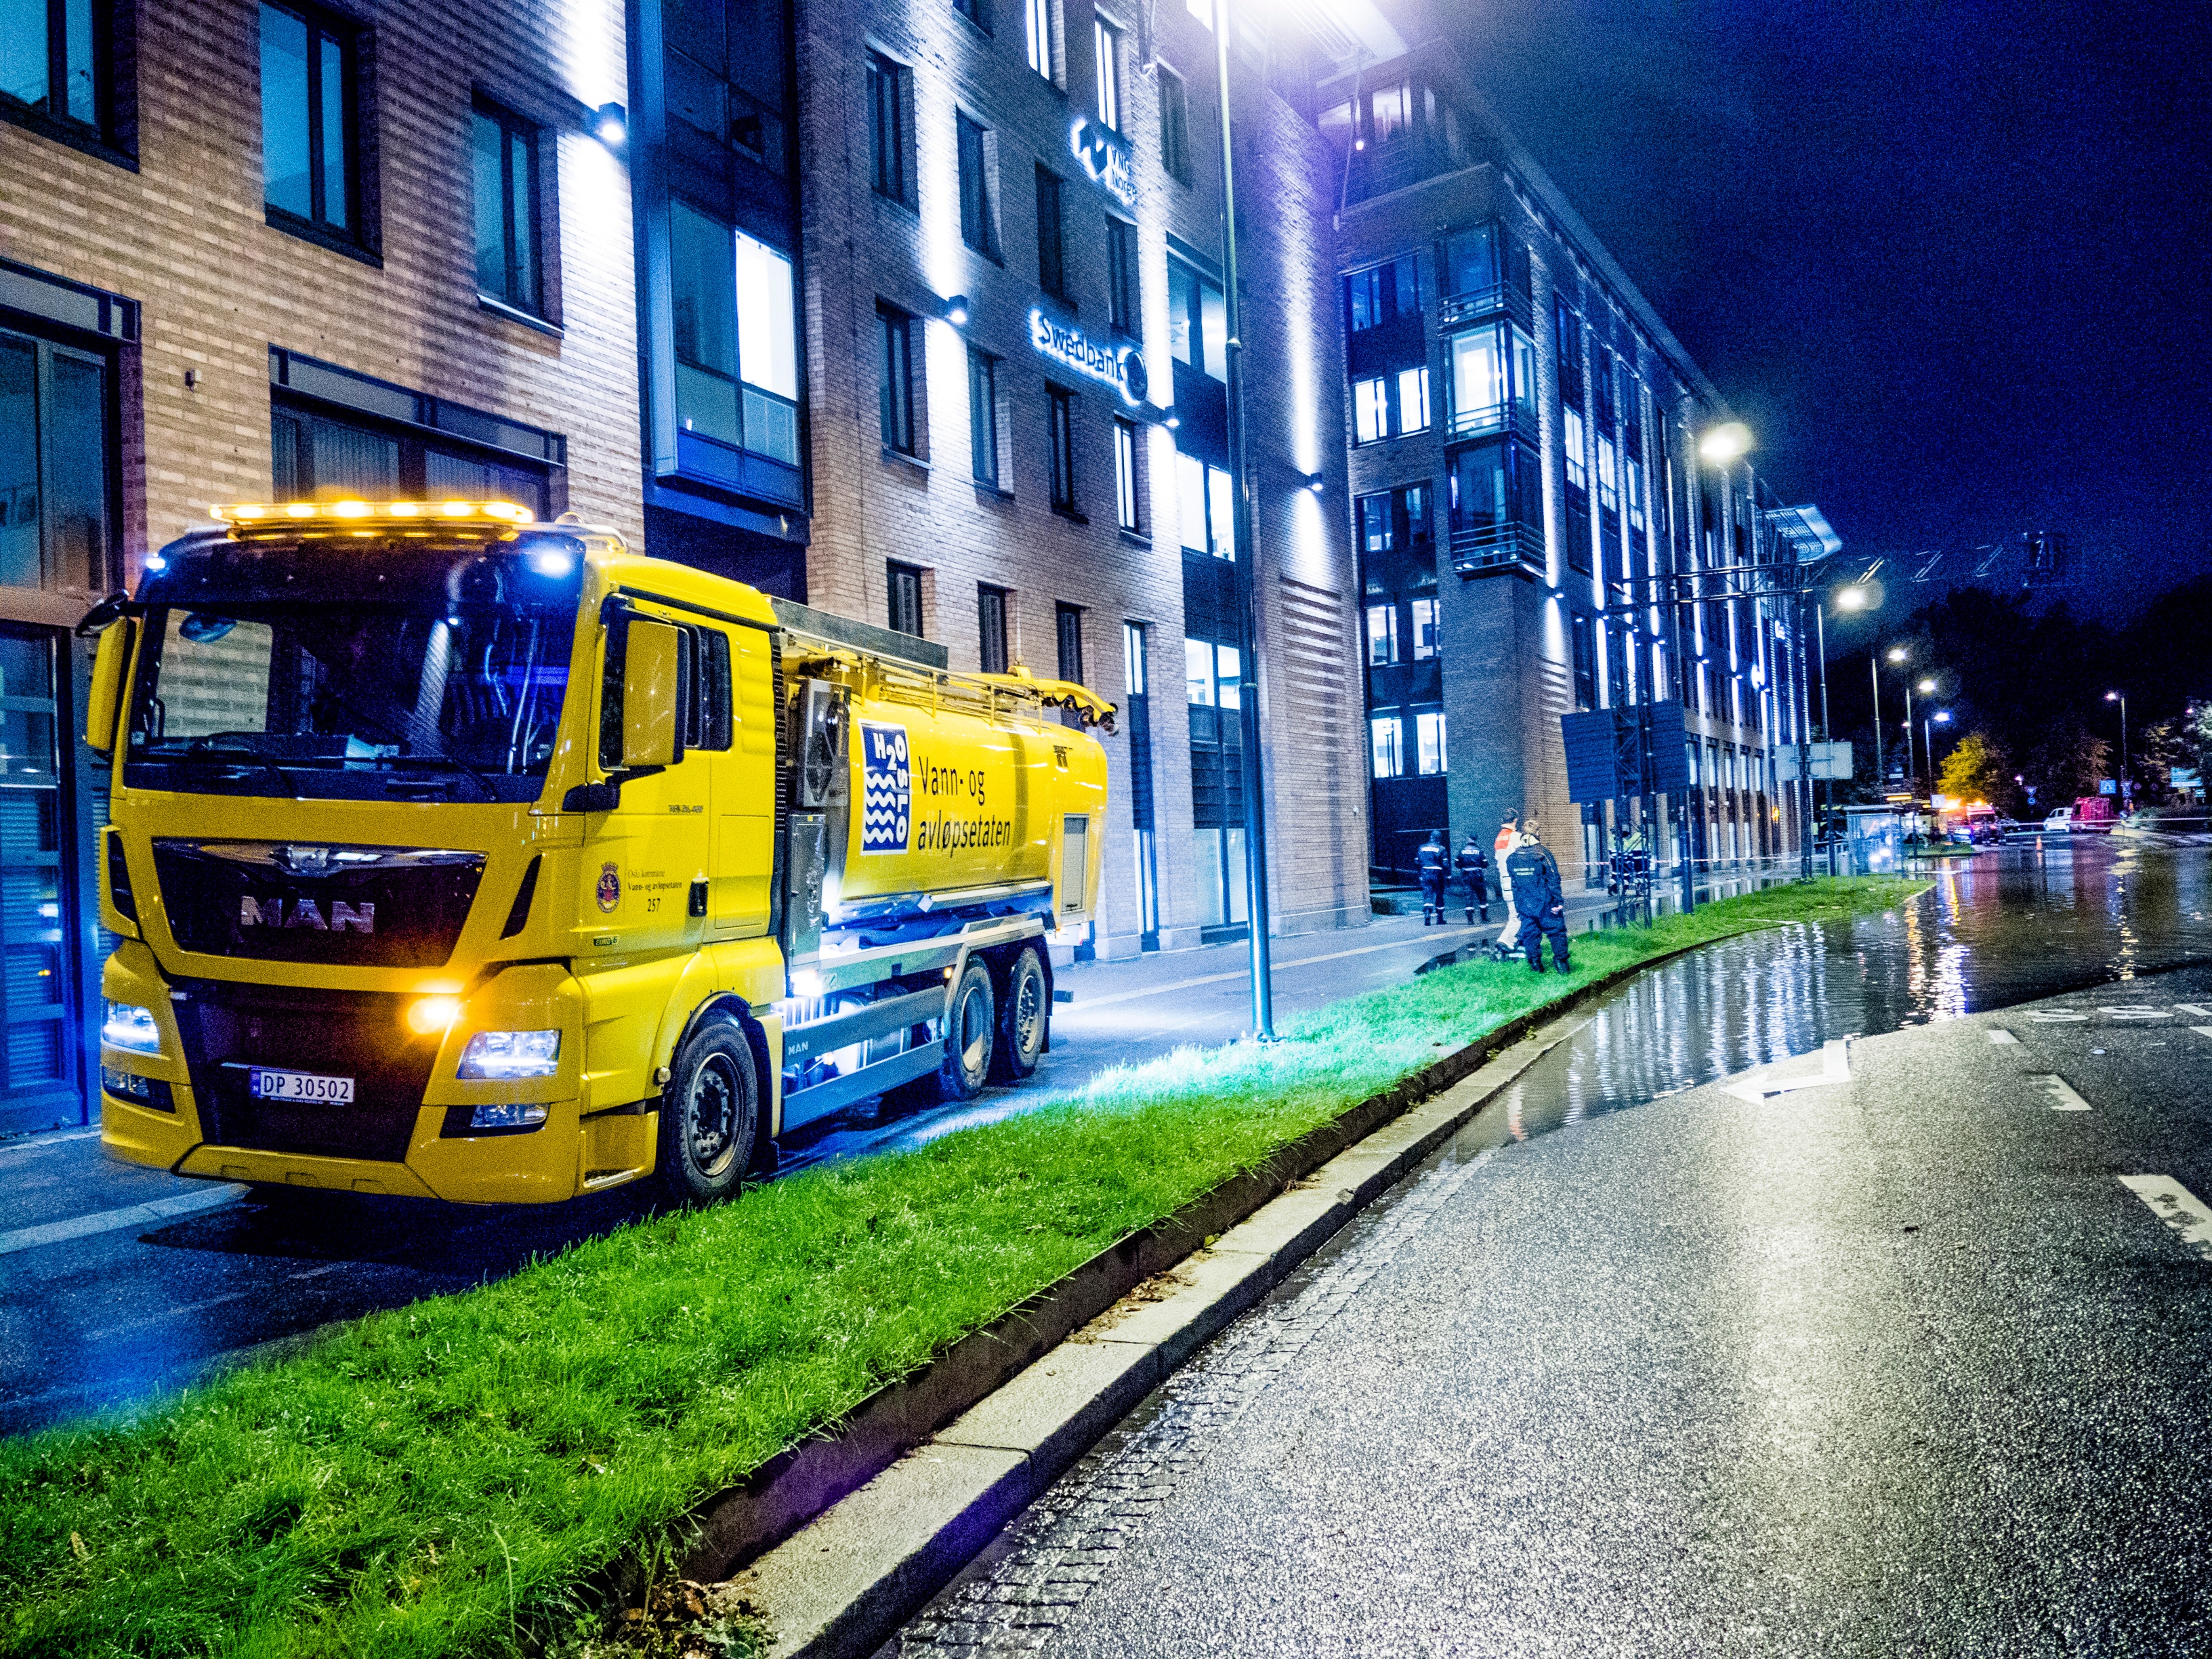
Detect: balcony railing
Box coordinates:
(1449, 520, 1546, 579)
(1446, 397, 1542, 443)
(1436, 282, 1532, 331)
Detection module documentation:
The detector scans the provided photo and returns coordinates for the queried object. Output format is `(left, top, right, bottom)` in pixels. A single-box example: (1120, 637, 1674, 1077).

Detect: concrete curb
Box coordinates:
(717, 943, 1722, 1656)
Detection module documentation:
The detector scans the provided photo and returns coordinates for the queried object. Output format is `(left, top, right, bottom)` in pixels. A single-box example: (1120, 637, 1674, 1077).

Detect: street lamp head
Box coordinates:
(2105, 690, 2120, 702)
(1935, 711, 1952, 723)
(1918, 677, 1936, 694)
(1698, 421, 1753, 463)
(1835, 586, 1869, 610)
(1887, 646, 1908, 663)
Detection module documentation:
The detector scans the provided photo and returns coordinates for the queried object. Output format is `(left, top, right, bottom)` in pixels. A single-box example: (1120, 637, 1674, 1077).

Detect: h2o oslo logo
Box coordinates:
(860, 722, 911, 854)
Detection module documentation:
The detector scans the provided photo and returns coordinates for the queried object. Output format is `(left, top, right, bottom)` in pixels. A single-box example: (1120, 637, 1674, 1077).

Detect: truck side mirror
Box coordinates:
(621, 618, 684, 770)
(84, 618, 136, 758)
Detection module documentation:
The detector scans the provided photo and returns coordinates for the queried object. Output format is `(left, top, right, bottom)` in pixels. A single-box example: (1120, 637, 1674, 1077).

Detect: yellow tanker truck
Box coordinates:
(83, 501, 1110, 1205)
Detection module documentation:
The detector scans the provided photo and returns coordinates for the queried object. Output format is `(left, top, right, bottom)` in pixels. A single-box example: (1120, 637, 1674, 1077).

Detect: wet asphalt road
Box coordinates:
(2, 839, 2202, 1440)
(885, 967, 2212, 1656)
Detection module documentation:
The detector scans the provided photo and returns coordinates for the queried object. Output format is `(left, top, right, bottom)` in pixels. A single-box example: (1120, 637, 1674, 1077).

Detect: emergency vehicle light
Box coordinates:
(209, 500, 534, 525)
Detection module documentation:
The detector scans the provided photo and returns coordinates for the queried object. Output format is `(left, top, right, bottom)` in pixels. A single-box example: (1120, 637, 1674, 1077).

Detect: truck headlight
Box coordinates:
(102, 1001, 163, 1055)
(469, 1102, 548, 1130)
(457, 1029, 560, 1080)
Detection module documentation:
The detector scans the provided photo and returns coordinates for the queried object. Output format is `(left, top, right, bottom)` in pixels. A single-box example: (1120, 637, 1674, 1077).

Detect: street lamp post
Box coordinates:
(1926, 710, 1951, 791)
(2106, 690, 2129, 803)
(1212, 0, 1274, 1041)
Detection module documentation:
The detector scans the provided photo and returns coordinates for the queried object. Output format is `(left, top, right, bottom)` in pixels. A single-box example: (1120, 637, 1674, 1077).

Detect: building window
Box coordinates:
(1047, 385, 1077, 513)
(1626, 456, 1646, 532)
(1186, 637, 1240, 709)
(1159, 64, 1191, 182)
(879, 304, 917, 457)
(1593, 348, 1617, 433)
(1167, 257, 1227, 380)
(956, 111, 997, 256)
(978, 584, 1009, 673)
(472, 102, 543, 316)
(1092, 14, 1121, 128)
(0, 323, 113, 594)
(1365, 603, 1399, 666)
(967, 346, 1000, 486)
(1371, 714, 1404, 779)
(1105, 215, 1138, 334)
(1446, 322, 1532, 436)
(1414, 710, 1446, 776)
(1056, 602, 1084, 685)
(1026, 0, 1056, 80)
(1596, 432, 1619, 514)
(1353, 377, 1386, 445)
(1571, 613, 1596, 710)
(1562, 404, 1588, 490)
(1114, 416, 1140, 531)
(888, 562, 924, 635)
(1411, 597, 1439, 660)
(1, 0, 119, 148)
(1176, 453, 1236, 559)
(261, 1, 362, 245)
(1344, 256, 1418, 333)
(1397, 367, 1430, 435)
(1035, 166, 1068, 298)
(1440, 223, 1499, 299)
(1554, 297, 1585, 408)
(955, 0, 993, 32)
(866, 51, 913, 205)
(671, 204, 799, 465)
(664, 0, 789, 172)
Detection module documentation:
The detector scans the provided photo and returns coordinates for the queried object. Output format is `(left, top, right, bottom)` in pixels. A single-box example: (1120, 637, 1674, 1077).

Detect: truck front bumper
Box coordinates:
(98, 944, 644, 1205)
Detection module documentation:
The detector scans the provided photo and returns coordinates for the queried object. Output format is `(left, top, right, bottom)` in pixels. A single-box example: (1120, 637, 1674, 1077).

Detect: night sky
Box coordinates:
(1442, 0, 2211, 628)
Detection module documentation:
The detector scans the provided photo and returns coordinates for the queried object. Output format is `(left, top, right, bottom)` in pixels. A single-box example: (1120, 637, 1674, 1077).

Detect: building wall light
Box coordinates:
(941, 293, 970, 326)
(593, 102, 627, 147)
(1301, 471, 1324, 494)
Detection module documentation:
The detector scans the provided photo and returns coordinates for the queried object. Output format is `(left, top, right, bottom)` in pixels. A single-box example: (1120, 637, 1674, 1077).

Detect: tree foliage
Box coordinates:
(1936, 729, 2011, 809)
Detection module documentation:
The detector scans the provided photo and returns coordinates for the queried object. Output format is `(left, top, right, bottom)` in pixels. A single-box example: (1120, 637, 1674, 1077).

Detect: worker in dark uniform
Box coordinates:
(1415, 828, 1451, 926)
(1456, 832, 1490, 925)
(1505, 819, 1571, 973)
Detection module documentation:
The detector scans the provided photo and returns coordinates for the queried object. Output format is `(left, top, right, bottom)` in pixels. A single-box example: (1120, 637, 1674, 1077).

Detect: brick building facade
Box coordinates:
(0, 0, 640, 1131)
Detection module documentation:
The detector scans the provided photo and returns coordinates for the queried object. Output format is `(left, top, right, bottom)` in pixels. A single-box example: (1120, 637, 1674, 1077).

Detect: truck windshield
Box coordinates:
(123, 537, 583, 803)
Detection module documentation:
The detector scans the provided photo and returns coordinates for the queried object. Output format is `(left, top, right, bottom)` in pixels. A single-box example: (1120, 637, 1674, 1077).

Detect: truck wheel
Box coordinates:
(992, 947, 1049, 1082)
(657, 1015, 760, 1206)
(938, 958, 995, 1101)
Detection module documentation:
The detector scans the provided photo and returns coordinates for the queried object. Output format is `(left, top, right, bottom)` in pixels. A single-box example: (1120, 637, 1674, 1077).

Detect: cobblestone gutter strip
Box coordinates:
(713, 946, 1708, 1656)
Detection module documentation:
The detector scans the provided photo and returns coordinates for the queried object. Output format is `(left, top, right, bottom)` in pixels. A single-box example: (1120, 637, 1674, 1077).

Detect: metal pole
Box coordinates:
(1870, 653, 1883, 784)
(1795, 589, 1813, 879)
(1903, 681, 1916, 793)
(1214, 0, 1274, 1041)
(1815, 601, 1834, 876)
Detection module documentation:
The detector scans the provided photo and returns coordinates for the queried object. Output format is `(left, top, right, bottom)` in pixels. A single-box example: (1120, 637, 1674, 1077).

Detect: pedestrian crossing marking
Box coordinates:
(1987, 1028, 2019, 1045)
(2097, 1007, 2171, 1020)
(2192, 1027, 2212, 1042)
(2025, 1010, 2089, 1023)
(2026, 1074, 2091, 1112)
(2175, 1004, 2212, 1017)
(2119, 1175, 2212, 1263)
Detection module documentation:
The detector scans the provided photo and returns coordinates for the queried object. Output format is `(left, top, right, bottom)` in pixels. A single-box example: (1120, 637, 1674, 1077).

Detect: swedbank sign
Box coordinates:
(1028, 310, 1148, 407)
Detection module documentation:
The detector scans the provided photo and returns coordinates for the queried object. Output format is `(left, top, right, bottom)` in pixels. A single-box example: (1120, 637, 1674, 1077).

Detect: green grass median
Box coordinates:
(0, 875, 1925, 1658)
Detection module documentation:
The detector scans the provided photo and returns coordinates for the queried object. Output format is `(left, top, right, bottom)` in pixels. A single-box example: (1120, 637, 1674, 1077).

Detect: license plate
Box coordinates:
(246, 1067, 354, 1104)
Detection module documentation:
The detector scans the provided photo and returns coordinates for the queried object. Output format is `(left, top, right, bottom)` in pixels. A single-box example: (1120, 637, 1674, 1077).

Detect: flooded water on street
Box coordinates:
(1476, 839, 2212, 1147)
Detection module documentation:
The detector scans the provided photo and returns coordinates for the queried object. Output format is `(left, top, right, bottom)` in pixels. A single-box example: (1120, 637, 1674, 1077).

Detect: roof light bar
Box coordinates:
(209, 500, 533, 526)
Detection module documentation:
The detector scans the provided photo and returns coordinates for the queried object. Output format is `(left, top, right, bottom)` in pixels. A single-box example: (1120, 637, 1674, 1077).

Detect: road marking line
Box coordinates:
(2026, 1074, 2092, 1112)
(2119, 1175, 2212, 1263)
(2026, 1010, 2089, 1023)
(1987, 1028, 2020, 1045)
(1063, 928, 1483, 1009)
(0, 1183, 246, 1257)
(2098, 1007, 2171, 1020)
(1724, 1038, 1853, 1102)
(2174, 1003, 2211, 1017)
(2191, 1027, 2212, 1041)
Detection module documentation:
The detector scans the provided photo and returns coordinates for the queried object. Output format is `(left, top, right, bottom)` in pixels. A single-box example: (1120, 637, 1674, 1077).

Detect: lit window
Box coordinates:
(1626, 457, 1646, 530)
(1396, 367, 1430, 434)
(1597, 433, 1619, 513)
(1448, 327, 1503, 434)
(1176, 451, 1234, 558)
(671, 205, 800, 465)
(1185, 635, 1214, 705)
(1562, 405, 1588, 491)
(1366, 604, 1398, 666)
(1371, 715, 1404, 779)
(1026, 0, 1056, 79)
(1353, 377, 1387, 444)
(1185, 0, 1212, 24)
(1415, 711, 1446, 775)
(957, 112, 997, 256)
(1411, 597, 1439, 660)
(1093, 14, 1120, 129)
(1114, 417, 1140, 530)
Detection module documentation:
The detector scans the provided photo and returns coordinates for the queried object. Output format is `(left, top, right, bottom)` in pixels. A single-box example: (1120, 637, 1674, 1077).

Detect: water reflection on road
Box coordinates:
(1478, 839, 2212, 1148)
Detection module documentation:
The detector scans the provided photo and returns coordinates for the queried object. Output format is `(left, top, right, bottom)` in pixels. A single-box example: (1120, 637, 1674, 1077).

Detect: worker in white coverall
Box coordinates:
(1493, 812, 1524, 953)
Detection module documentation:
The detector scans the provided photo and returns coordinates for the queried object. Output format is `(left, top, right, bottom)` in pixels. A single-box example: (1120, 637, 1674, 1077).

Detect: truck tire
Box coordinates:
(657, 1014, 760, 1206)
(992, 946, 1049, 1082)
(938, 958, 995, 1101)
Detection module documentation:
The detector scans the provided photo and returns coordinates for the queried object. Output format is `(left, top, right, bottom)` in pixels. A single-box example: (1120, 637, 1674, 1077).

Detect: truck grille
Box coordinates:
(151, 841, 485, 969)
(173, 982, 442, 1164)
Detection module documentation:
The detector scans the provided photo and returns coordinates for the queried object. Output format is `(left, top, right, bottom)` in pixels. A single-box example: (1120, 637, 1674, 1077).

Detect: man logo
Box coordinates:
(240, 896, 375, 933)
